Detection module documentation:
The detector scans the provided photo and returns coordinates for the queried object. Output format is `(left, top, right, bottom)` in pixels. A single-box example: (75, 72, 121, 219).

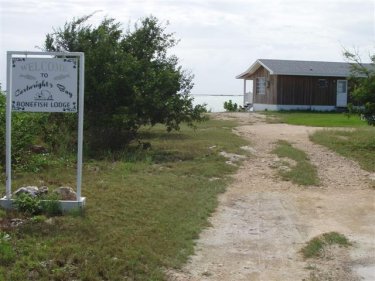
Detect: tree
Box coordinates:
(343, 50, 375, 125)
(44, 15, 206, 151)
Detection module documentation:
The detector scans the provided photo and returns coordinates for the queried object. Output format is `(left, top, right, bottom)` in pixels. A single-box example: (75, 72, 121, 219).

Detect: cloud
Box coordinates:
(0, 0, 373, 96)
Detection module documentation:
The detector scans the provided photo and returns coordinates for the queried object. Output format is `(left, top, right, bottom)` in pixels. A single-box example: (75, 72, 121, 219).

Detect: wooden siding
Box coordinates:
(248, 66, 278, 104)
(247, 66, 346, 106)
(277, 76, 341, 105)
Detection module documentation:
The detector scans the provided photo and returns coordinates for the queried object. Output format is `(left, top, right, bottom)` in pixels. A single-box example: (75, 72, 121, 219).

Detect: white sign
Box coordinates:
(11, 57, 78, 112)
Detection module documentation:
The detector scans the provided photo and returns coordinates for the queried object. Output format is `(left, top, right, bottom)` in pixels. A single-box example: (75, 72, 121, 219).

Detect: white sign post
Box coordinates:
(2, 51, 85, 210)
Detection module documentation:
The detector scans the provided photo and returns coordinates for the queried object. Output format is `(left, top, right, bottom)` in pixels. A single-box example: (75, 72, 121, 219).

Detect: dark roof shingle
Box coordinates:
(259, 59, 352, 76)
(236, 59, 373, 79)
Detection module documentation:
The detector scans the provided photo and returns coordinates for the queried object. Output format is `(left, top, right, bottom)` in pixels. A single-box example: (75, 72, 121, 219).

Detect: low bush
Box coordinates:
(13, 194, 42, 216)
(13, 193, 62, 217)
(224, 100, 239, 112)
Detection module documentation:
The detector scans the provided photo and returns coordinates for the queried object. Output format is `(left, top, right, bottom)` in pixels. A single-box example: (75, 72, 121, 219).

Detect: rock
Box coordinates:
(37, 186, 49, 196)
(14, 186, 39, 197)
(240, 146, 257, 154)
(45, 218, 54, 225)
(54, 186, 77, 201)
(30, 145, 48, 154)
(209, 177, 220, 182)
(279, 165, 292, 172)
(219, 151, 246, 163)
(10, 218, 24, 227)
(13, 186, 49, 197)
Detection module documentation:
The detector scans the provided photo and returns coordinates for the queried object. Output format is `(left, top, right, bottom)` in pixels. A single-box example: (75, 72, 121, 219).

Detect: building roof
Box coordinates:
(236, 59, 372, 79)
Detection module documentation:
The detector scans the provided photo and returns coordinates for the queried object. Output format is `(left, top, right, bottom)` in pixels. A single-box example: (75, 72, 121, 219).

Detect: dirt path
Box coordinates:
(168, 112, 375, 281)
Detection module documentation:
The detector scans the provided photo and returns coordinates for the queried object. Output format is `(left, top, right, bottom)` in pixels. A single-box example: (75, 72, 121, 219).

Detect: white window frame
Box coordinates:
(256, 77, 266, 95)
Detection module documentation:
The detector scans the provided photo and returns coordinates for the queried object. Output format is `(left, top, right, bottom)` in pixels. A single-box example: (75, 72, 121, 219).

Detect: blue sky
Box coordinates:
(0, 0, 374, 96)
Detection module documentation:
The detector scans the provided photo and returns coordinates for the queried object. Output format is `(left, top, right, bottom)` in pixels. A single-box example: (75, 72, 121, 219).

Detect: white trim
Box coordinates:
(255, 77, 266, 95)
(243, 79, 246, 105)
(257, 60, 274, 74)
(253, 103, 336, 111)
(9, 51, 84, 56)
(0, 197, 86, 212)
(76, 53, 85, 201)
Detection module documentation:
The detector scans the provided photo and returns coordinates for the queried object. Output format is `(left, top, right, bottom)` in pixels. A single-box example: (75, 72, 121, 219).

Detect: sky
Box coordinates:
(0, 0, 374, 99)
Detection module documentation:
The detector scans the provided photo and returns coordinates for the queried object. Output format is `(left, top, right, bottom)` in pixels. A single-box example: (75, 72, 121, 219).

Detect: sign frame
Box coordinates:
(5, 51, 85, 203)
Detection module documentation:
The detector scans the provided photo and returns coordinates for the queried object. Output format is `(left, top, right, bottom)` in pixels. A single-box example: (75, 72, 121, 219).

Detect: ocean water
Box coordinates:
(191, 95, 244, 112)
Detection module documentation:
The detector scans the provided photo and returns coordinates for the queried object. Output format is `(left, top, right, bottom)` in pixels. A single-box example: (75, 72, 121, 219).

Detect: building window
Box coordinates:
(318, 79, 328, 88)
(256, 77, 266, 94)
(337, 80, 347, 93)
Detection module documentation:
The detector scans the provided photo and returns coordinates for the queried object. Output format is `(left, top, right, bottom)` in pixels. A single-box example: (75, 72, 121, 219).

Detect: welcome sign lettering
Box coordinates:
(11, 57, 78, 112)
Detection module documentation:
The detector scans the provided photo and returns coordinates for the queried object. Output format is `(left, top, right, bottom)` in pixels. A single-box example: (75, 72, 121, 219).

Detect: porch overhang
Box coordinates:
(235, 59, 273, 79)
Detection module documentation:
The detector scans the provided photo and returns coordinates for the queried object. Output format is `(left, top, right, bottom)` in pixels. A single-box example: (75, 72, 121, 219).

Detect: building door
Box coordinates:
(336, 80, 348, 107)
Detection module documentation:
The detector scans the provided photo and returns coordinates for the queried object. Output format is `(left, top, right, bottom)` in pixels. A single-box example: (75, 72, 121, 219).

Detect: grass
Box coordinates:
(301, 232, 351, 259)
(272, 140, 320, 186)
(0, 118, 249, 281)
(263, 111, 367, 127)
(310, 128, 375, 173)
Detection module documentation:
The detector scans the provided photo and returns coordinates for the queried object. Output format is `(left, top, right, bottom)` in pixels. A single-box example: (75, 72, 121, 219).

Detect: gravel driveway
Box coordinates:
(168, 112, 375, 281)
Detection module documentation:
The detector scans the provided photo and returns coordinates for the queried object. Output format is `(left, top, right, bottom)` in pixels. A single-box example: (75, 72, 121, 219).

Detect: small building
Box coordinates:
(236, 59, 357, 111)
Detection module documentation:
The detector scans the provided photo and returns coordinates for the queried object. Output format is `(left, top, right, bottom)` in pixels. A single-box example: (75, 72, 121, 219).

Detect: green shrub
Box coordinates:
(13, 193, 63, 217)
(223, 100, 238, 112)
(13, 194, 42, 215)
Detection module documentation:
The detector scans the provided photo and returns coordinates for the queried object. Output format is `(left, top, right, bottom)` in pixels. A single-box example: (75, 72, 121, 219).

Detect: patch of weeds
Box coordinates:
(66, 207, 84, 217)
(321, 232, 350, 246)
(13, 193, 62, 217)
(310, 128, 375, 173)
(40, 195, 62, 217)
(301, 236, 325, 259)
(301, 232, 351, 259)
(272, 140, 320, 186)
(13, 193, 42, 216)
(0, 231, 15, 265)
(31, 215, 47, 223)
(0, 208, 6, 219)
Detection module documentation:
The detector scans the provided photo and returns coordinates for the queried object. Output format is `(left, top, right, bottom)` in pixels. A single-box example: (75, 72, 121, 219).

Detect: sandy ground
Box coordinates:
(167, 112, 375, 281)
